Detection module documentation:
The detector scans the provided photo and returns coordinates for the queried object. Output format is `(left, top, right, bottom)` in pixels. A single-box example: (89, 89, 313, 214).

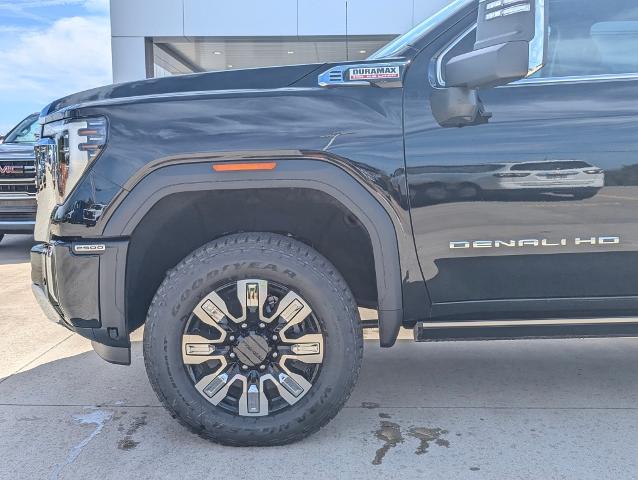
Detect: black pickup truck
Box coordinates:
(31, 0, 638, 445)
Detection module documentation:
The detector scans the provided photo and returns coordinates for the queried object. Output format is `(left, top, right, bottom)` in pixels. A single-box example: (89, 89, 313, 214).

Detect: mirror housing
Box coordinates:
(430, 87, 492, 128)
(445, 0, 548, 89)
(0, 135, 4, 144)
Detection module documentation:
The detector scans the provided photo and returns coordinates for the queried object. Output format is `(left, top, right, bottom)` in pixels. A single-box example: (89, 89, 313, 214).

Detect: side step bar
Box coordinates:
(414, 318, 638, 342)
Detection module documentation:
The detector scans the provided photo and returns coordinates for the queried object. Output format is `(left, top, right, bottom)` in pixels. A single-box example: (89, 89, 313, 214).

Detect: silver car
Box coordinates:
(399, 160, 604, 202)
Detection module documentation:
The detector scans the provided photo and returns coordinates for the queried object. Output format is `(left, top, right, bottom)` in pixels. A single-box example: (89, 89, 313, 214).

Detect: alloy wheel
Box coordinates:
(182, 279, 324, 417)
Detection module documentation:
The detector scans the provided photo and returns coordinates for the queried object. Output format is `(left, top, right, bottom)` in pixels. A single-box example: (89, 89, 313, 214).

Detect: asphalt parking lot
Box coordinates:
(2, 234, 638, 479)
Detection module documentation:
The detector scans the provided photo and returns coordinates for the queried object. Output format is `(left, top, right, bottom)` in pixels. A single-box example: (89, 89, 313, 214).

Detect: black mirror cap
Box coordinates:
(445, 41, 530, 89)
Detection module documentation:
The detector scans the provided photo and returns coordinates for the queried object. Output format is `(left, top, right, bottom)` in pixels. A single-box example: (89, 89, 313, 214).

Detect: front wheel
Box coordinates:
(143, 232, 364, 446)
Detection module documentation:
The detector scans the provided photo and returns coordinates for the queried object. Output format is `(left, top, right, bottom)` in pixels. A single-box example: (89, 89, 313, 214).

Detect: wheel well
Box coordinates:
(125, 188, 378, 331)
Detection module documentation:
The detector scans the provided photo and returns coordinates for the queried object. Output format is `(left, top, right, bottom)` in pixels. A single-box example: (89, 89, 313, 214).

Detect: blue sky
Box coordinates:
(0, 0, 111, 134)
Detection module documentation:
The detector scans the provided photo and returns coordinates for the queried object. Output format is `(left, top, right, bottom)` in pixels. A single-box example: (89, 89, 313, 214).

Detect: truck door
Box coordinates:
(403, 0, 638, 320)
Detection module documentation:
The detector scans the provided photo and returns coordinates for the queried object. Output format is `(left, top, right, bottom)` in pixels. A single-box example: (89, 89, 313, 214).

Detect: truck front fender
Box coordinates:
(103, 153, 405, 346)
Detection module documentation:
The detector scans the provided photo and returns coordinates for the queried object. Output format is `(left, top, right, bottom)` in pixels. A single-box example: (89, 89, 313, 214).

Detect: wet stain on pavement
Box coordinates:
(470, 467, 481, 471)
(117, 414, 148, 451)
(372, 421, 404, 465)
(372, 420, 451, 465)
(361, 402, 380, 409)
(379, 412, 392, 419)
(118, 438, 139, 451)
(408, 427, 450, 455)
(18, 416, 42, 421)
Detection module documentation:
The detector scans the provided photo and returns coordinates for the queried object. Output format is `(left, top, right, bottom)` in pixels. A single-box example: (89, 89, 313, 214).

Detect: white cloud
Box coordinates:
(0, 15, 112, 106)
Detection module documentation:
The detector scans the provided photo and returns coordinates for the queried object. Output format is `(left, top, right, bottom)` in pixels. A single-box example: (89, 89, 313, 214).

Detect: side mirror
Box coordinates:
(431, 0, 548, 128)
(0, 135, 4, 144)
(446, 0, 548, 88)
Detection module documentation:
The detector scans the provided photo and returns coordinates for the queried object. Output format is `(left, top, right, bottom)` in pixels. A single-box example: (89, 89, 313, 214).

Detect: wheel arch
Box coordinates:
(103, 155, 404, 347)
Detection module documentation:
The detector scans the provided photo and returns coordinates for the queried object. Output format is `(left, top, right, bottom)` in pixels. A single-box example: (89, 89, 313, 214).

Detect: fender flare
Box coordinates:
(103, 155, 404, 346)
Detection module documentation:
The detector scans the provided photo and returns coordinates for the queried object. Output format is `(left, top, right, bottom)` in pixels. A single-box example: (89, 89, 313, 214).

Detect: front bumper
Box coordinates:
(0, 220, 35, 233)
(0, 196, 37, 233)
(30, 239, 131, 365)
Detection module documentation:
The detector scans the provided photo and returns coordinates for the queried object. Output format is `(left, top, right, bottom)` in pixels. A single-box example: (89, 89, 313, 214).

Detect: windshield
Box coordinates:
(368, 0, 475, 60)
(4, 114, 40, 144)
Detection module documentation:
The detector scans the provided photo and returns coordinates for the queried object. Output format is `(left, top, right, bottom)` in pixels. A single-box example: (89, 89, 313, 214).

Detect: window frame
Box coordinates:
(434, 23, 638, 88)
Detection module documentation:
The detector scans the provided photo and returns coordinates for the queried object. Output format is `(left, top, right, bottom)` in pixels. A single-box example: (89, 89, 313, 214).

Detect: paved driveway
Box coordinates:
(1, 234, 638, 479)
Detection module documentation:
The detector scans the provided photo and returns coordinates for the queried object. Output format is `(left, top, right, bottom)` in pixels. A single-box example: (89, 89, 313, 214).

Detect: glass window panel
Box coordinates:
(441, 0, 638, 82)
(152, 36, 395, 77)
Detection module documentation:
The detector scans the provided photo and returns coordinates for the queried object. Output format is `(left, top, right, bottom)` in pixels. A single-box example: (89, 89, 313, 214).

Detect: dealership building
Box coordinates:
(109, 0, 451, 83)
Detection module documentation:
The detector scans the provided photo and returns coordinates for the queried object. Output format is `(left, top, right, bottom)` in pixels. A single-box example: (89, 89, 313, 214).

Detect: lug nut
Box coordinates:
(242, 365, 249, 371)
(272, 334, 278, 341)
(259, 365, 266, 371)
(229, 352, 236, 359)
(259, 322, 265, 329)
(272, 352, 279, 358)
(229, 335, 235, 341)
(241, 323, 248, 329)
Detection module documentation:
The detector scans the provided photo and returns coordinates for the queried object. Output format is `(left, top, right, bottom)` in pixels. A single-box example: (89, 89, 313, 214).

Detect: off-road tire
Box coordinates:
(143, 232, 364, 446)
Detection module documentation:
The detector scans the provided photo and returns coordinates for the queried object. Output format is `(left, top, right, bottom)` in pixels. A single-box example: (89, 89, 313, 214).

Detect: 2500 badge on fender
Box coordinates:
(30, 0, 638, 446)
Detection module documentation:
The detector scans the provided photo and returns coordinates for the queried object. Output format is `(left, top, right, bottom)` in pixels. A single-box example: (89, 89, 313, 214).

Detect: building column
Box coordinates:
(111, 36, 152, 84)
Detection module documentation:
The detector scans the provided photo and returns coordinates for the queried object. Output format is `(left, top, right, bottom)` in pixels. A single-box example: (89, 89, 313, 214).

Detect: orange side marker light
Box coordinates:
(212, 162, 277, 172)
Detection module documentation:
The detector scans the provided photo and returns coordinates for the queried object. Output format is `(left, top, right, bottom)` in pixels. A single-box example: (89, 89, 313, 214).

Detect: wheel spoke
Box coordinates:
(268, 369, 312, 405)
(271, 291, 312, 332)
(182, 334, 227, 365)
(194, 359, 231, 397)
(282, 334, 324, 363)
(236, 279, 268, 322)
(197, 372, 240, 404)
(238, 376, 269, 416)
(192, 293, 232, 336)
(198, 372, 229, 397)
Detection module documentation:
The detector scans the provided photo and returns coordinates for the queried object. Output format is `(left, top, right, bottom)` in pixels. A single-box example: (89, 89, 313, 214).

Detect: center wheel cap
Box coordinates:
(234, 333, 270, 366)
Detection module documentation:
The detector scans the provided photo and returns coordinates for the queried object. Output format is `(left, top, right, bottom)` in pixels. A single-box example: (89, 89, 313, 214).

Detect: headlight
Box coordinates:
(35, 116, 107, 201)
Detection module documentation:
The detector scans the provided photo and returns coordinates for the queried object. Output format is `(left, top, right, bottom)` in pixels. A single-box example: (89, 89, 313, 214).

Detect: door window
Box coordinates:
(540, 0, 638, 78)
(438, 0, 638, 83)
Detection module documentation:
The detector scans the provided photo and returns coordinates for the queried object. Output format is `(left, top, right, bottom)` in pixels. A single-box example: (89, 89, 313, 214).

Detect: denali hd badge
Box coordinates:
(450, 236, 620, 249)
(348, 66, 400, 81)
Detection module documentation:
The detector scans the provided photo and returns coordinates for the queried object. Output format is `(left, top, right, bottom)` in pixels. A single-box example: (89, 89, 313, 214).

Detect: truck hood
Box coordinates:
(0, 142, 35, 159)
(41, 63, 325, 118)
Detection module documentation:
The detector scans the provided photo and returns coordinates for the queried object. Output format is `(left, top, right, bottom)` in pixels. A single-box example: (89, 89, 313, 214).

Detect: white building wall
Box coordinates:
(111, 37, 149, 83)
(110, 0, 453, 83)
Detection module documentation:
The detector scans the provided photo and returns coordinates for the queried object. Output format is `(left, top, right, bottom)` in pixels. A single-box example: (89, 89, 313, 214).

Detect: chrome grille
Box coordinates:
(0, 160, 35, 178)
(0, 184, 37, 194)
(0, 158, 36, 196)
(0, 211, 35, 221)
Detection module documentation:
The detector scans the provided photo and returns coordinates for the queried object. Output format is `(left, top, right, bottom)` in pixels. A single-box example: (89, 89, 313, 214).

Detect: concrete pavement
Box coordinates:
(1, 234, 638, 479)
